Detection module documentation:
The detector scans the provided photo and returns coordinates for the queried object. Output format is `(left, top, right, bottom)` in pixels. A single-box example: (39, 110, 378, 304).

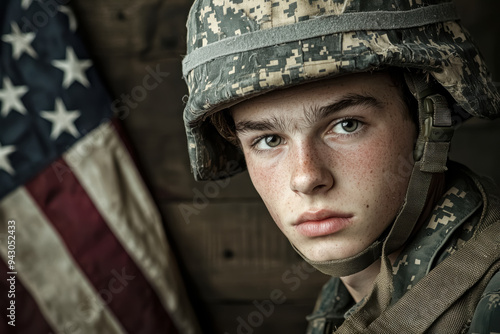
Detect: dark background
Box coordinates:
(70, 1, 500, 333)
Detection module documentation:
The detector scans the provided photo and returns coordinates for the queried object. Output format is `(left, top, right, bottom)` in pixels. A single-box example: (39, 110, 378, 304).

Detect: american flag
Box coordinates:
(0, 1, 199, 333)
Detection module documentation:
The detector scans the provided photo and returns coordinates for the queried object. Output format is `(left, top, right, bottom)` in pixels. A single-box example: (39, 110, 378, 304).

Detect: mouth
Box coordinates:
(294, 210, 353, 238)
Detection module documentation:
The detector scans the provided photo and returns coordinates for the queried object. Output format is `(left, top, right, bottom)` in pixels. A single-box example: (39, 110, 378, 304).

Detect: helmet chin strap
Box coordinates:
(291, 73, 454, 278)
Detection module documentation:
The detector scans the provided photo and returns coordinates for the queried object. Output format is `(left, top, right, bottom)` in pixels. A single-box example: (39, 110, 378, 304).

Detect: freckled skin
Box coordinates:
(232, 72, 417, 262)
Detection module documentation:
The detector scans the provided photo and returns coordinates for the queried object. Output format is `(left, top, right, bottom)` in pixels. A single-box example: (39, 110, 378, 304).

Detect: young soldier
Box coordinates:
(181, 0, 500, 332)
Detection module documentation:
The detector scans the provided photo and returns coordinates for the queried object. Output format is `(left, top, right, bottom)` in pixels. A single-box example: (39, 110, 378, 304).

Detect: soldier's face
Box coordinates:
(232, 72, 417, 262)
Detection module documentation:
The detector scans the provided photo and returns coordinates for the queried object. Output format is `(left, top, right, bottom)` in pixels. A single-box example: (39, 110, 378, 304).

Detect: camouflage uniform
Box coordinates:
(181, 0, 500, 332)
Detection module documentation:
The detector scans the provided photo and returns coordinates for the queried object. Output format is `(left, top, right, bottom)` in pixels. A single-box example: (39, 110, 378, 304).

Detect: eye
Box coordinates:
(253, 135, 283, 150)
(332, 119, 361, 134)
(264, 135, 282, 147)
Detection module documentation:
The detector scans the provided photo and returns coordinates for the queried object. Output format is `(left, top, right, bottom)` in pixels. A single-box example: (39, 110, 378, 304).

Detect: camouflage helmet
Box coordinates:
(182, 0, 500, 181)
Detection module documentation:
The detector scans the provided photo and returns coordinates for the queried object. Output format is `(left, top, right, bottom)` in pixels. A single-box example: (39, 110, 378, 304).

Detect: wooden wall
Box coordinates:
(70, 1, 500, 333)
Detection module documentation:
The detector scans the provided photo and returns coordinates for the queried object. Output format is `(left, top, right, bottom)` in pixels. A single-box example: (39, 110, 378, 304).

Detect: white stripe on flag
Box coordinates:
(0, 187, 126, 334)
(63, 122, 200, 334)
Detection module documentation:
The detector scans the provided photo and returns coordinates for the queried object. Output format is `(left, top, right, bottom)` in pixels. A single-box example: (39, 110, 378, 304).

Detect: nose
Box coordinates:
(289, 142, 334, 195)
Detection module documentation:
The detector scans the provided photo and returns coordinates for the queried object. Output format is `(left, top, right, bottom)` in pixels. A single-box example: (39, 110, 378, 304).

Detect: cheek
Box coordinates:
(246, 158, 277, 194)
(245, 153, 303, 234)
(245, 157, 286, 217)
(339, 121, 415, 208)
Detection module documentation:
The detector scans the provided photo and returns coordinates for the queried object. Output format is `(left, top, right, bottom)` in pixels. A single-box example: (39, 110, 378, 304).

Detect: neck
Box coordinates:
(340, 251, 400, 303)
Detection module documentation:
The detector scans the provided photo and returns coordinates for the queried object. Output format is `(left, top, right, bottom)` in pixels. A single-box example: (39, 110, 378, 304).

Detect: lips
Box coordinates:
(294, 210, 352, 237)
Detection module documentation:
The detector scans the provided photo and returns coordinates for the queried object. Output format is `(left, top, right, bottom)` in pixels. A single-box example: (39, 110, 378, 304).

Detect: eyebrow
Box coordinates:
(235, 93, 383, 134)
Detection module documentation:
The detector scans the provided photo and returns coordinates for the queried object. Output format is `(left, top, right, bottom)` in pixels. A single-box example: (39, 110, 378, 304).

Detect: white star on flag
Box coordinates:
(59, 6, 78, 32)
(21, 0, 36, 9)
(0, 77, 29, 117)
(0, 142, 16, 175)
(1, 22, 38, 60)
(52, 47, 92, 88)
(40, 98, 81, 139)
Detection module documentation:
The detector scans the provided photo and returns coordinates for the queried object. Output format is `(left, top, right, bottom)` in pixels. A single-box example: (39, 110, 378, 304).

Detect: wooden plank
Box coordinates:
(210, 302, 314, 334)
(454, 0, 500, 77)
(161, 201, 330, 302)
(72, 0, 191, 56)
(450, 118, 500, 185)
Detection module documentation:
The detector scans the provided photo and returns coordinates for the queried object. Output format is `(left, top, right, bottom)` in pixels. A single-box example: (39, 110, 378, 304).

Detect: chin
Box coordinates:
(298, 239, 368, 262)
(298, 246, 345, 262)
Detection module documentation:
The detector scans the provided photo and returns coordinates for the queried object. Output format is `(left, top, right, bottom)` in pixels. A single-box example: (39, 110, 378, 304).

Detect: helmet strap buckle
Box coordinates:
(414, 94, 454, 173)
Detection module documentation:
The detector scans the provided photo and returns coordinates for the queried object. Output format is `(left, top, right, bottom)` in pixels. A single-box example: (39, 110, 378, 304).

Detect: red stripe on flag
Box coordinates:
(0, 258, 55, 334)
(25, 158, 178, 334)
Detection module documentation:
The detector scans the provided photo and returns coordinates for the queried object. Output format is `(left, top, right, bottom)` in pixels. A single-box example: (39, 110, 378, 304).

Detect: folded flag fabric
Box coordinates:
(0, 1, 200, 333)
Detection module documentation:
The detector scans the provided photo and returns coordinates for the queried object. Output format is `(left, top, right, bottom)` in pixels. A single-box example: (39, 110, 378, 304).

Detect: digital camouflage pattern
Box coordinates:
(305, 163, 500, 333)
(469, 271, 500, 333)
(182, 0, 500, 181)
